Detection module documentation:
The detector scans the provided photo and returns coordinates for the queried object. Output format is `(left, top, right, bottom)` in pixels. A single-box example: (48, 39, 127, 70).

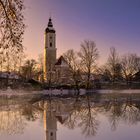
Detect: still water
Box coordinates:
(0, 93, 140, 140)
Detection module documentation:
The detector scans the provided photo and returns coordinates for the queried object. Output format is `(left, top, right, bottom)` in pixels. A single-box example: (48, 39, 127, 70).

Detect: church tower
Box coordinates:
(44, 18, 57, 81)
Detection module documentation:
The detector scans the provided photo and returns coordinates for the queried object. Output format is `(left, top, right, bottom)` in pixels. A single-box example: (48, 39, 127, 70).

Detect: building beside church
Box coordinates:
(54, 56, 72, 85)
(44, 18, 72, 85)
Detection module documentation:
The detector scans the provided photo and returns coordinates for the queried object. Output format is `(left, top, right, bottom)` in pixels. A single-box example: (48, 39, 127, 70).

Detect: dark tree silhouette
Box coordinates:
(63, 49, 81, 93)
(121, 53, 140, 84)
(78, 40, 99, 89)
(107, 47, 120, 82)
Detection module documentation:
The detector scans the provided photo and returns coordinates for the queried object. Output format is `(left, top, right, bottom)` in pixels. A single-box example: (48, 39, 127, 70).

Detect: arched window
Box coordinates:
(50, 42, 52, 47)
(50, 132, 53, 136)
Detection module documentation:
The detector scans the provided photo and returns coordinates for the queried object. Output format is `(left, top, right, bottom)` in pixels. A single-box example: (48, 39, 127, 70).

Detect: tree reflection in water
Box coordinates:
(0, 96, 41, 135)
(103, 94, 140, 130)
(62, 95, 99, 137)
(78, 95, 99, 137)
(0, 110, 25, 134)
(0, 93, 140, 138)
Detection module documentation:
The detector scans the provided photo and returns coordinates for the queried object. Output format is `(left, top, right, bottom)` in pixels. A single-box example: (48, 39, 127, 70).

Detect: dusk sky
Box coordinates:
(23, 0, 140, 64)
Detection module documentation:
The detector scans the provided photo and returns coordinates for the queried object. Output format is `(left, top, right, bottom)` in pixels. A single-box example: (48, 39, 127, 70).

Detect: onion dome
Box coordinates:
(45, 18, 55, 33)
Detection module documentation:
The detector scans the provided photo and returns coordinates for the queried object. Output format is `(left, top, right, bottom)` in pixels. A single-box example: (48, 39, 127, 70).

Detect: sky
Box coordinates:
(23, 0, 140, 65)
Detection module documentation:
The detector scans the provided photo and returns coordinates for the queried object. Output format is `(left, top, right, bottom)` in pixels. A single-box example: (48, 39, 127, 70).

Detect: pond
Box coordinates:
(0, 92, 140, 140)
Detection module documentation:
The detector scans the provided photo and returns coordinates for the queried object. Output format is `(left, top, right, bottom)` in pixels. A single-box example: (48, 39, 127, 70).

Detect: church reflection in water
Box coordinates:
(37, 94, 140, 140)
(0, 93, 140, 140)
(41, 99, 74, 140)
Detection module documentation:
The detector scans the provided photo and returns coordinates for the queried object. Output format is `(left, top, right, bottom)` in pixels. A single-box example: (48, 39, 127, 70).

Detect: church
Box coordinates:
(43, 18, 72, 85)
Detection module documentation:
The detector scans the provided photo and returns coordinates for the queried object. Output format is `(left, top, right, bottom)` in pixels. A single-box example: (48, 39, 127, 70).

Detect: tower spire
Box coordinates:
(49, 12, 52, 19)
(48, 18, 53, 27)
(45, 18, 55, 33)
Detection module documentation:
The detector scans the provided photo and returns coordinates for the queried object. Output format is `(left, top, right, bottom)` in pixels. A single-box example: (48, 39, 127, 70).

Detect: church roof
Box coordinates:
(55, 56, 68, 66)
(55, 114, 68, 124)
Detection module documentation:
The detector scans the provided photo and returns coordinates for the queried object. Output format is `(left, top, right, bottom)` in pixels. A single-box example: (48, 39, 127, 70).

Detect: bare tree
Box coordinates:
(63, 49, 81, 92)
(121, 53, 140, 83)
(63, 49, 78, 71)
(78, 40, 99, 89)
(0, 47, 6, 71)
(21, 59, 37, 80)
(107, 47, 121, 82)
(37, 53, 44, 82)
(0, 0, 25, 72)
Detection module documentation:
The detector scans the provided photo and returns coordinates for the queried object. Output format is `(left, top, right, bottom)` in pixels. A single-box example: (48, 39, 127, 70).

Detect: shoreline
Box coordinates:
(0, 89, 140, 97)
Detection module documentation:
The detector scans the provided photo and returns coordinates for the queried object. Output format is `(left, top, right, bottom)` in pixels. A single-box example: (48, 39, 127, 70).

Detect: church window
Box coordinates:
(50, 132, 53, 136)
(50, 42, 52, 47)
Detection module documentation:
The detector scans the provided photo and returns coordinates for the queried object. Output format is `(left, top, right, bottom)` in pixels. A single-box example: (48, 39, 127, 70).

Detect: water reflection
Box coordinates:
(104, 95, 140, 130)
(0, 96, 42, 135)
(0, 93, 140, 139)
